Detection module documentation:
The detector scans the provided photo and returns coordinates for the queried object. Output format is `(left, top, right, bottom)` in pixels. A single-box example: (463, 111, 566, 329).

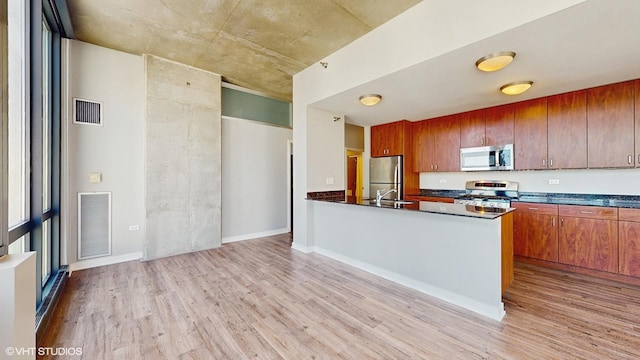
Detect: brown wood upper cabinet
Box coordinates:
(547, 90, 588, 169)
(459, 106, 514, 147)
(514, 98, 548, 170)
(459, 109, 486, 147)
(587, 81, 635, 168)
(371, 121, 405, 157)
(413, 115, 460, 172)
(484, 104, 515, 146)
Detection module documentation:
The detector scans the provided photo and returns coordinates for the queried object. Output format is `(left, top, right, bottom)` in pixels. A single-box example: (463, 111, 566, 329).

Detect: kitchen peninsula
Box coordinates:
(307, 199, 514, 321)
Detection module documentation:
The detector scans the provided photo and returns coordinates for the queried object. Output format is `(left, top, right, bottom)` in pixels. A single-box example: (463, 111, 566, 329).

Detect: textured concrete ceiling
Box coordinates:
(66, 0, 421, 101)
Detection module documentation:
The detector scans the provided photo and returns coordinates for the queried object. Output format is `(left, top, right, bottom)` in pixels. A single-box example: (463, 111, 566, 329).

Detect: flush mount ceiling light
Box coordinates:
(475, 51, 516, 72)
(500, 81, 534, 95)
(359, 94, 382, 106)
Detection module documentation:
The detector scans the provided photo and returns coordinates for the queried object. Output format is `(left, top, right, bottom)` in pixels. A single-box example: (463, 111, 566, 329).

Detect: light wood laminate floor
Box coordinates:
(39, 234, 640, 359)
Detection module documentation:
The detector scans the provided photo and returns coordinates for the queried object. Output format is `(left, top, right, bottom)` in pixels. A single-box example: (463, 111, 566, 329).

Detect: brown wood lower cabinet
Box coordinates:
(512, 202, 558, 261)
(405, 196, 454, 203)
(558, 205, 618, 273)
(619, 208, 640, 277)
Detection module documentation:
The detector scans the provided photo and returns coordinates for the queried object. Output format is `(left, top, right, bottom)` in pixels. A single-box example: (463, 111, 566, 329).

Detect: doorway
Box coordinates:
(288, 140, 293, 236)
(346, 150, 363, 202)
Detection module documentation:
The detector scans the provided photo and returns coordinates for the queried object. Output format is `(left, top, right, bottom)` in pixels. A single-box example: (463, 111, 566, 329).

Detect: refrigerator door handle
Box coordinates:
(394, 164, 399, 199)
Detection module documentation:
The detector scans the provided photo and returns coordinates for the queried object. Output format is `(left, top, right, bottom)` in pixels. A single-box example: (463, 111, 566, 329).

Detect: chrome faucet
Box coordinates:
(375, 189, 397, 206)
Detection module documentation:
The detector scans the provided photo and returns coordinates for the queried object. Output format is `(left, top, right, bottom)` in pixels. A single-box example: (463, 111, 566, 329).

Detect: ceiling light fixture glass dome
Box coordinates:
(359, 94, 382, 106)
(500, 81, 534, 95)
(475, 51, 516, 72)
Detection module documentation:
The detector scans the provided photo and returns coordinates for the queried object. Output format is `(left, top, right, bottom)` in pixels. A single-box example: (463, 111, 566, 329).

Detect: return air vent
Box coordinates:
(73, 98, 103, 126)
(78, 192, 111, 260)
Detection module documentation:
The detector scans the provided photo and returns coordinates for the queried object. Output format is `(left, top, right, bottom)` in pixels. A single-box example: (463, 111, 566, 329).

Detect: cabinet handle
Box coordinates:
(560, 218, 564, 226)
(552, 217, 556, 227)
(549, 159, 553, 167)
(579, 211, 594, 214)
(638, 154, 640, 165)
(481, 137, 484, 145)
(542, 159, 546, 167)
(528, 207, 539, 210)
(629, 155, 633, 164)
(434, 164, 438, 170)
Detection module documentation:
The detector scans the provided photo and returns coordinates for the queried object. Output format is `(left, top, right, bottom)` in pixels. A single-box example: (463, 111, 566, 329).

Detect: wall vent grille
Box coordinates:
(78, 192, 111, 260)
(73, 98, 103, 126)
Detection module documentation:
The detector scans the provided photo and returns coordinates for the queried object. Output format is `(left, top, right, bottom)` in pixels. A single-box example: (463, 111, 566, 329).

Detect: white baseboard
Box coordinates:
(291, 242, 313, 254)
(69, 252, 143, 274)
(222, 228, 289, 244)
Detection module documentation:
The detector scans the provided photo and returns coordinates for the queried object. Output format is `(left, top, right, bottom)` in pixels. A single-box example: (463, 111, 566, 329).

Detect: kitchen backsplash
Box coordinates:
(419, 167, 640, 196)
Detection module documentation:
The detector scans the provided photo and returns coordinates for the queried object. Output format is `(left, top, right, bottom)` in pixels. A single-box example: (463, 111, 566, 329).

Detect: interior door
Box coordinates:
(347, 156, 357, 202)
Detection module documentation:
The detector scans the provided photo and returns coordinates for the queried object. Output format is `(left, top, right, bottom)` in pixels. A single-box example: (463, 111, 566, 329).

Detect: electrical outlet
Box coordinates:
(326, 177, 334, 185)
(128, 225, 140, 231)
(548, 179, 560, 185)
(439, 179, 447, 184)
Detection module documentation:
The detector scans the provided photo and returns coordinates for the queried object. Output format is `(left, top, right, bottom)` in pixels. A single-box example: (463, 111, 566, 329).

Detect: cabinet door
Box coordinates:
(619, 221, 640, 277)
(385, 121, 405, 156)
(514, 98, 548, 170)
(547, 90, 588, 169)
(432, 115, 460, 172)
(405, 196, 454, 203)
(412, 120, 433, 172)
(513, 203, 559, 261)
(587, 81, 635, 168)
(635, 80, 640, 167)
(371, 121, 404, 157)
(370, 124, 387, 157)
(484, 104, 514, 145)
(459, 109, 485, 148)
(559, 217, 618, 273)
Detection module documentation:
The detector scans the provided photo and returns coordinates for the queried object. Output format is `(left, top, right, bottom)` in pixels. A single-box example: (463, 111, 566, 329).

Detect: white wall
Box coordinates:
(307, 107, 345, 191)
(420, 168, 640, 195)
(221, 117, 292, 242)
(65, 40, 145, 268)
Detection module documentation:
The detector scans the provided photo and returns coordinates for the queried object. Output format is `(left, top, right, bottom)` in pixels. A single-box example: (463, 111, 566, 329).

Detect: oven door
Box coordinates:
(460, 144, 513, 171)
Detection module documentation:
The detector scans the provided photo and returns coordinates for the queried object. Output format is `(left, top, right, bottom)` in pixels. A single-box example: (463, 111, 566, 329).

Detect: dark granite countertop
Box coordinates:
(415, 189, 640, 209)
(307, 197, 513, 220)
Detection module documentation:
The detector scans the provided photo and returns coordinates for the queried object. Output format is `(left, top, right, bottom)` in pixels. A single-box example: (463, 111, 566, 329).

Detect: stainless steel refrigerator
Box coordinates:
(369, 155, 403, 201)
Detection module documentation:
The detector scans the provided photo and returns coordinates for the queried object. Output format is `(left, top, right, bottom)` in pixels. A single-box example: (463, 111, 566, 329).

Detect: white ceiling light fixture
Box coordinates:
(475, 51, 516, 72)
(359, 94, 382, 106)
(500, 81, 534, 95)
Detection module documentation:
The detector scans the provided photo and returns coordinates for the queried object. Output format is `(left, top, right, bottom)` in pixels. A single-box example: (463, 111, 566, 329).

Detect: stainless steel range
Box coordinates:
(454, 180, 519, 209)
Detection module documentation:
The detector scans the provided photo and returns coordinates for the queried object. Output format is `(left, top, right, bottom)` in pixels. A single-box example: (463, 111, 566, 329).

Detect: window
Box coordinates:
(8, 0, 29, 238)
(5, 0, 63, 308)
(0, 0, 6, 257)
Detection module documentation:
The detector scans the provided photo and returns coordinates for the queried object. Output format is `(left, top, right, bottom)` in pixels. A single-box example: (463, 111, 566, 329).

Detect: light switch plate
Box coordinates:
(89, 173, 102, 183)
(548, 179, 560, 185)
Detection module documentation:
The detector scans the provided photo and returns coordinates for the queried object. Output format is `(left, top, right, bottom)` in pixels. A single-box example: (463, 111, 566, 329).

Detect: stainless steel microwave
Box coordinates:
(460, 144, 514, 171)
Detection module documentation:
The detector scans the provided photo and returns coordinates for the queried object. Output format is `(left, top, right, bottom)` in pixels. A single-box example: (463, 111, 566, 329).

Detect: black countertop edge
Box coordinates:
(307, 197, 513, 220)
(412, 189, 640, 209)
